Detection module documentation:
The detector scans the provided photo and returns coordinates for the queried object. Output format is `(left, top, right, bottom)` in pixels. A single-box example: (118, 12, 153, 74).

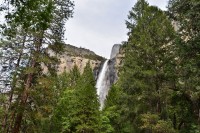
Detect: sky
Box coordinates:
(0, 0, 168, 58)
(64, 0, 169, 58)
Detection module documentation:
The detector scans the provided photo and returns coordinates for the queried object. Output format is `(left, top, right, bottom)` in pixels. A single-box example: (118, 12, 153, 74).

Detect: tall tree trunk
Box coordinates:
(12, 60, 35, 133)
(2, 36, 26, 133)
(12, 35, 43, 133)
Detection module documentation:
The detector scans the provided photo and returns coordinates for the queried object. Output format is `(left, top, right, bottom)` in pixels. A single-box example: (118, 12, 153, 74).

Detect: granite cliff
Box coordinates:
(43, 44, 105, 80)
(43, 43, 124, 84)
(108, 44, 124, 84)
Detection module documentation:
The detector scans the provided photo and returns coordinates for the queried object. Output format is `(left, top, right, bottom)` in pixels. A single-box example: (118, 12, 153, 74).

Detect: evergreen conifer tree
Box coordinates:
(0, 0, 74, 132)
(168, 0, 200, 131)
(105, 0, 176, 132)
(59, 62, 100, 133)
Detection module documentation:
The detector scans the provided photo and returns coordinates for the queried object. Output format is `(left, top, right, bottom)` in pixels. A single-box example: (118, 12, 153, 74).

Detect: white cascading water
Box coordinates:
(96, 60, 109, 110)
(95, 44, 121, 110)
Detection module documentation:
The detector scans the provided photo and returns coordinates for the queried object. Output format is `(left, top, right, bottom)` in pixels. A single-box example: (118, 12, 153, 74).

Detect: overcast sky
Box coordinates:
(0, 0, 168, 58)
(64, 0, 169, 58)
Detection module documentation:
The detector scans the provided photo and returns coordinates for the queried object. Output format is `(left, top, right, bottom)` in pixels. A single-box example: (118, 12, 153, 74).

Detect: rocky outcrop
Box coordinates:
(106, 44, 124, 85)
(57, 55, 102, 74)
(110, 44, 124, 83)
(43, 44, 105, 78)
(95, 44, 124, 108)
(110, 44, 121, 59)
(113, 45, 124, 72)
(43, 43, 124, 84)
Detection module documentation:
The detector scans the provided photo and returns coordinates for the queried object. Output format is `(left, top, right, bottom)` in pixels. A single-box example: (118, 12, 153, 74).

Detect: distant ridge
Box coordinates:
(65, 44, 105, 61)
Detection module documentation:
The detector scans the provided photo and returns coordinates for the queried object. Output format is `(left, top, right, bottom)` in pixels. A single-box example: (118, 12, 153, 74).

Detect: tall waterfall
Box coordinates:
(96, 60, 109, 110)
(95, 44, 121, 110)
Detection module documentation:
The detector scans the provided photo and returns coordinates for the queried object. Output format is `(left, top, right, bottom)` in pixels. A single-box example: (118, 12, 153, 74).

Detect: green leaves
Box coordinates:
(0, 0, 74, 132)
(140, 113, 176, 133)
(51, 64, 100, 133)
(104, 0, 180, 132)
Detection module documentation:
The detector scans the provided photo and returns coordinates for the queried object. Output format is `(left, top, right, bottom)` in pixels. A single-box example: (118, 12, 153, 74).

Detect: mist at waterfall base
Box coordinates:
(95, 44, 120, 110)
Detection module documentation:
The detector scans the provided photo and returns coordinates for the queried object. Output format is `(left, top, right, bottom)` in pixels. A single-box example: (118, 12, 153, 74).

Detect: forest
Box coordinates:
(0, 0, 200, 133)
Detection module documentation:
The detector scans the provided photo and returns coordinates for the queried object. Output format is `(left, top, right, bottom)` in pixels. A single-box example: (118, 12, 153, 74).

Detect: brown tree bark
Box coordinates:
(12, 35, 43, 133)
(2, 36, 26, 133)
(12, 61, 35, 133)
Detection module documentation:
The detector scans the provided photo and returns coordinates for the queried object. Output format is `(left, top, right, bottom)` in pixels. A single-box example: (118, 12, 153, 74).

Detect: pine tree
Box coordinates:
(50, 65, 80, 133)
(52, 63, 100, 133)
(168, 0, 200, 131)
(0, 0, 74, 132)
(106, 0, 176, 132)
(61, 62, 100, 133)
(102, 85, 122, 133)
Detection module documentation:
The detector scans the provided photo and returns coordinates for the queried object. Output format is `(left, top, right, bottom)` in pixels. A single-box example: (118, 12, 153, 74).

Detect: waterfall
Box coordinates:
(96, 60, 109, 110)
(95, 44, 121, 110)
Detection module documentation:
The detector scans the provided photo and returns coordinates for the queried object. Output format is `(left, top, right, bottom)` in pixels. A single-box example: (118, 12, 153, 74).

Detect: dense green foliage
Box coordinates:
(0, 0, 74, 132)
(52, 64, 101, 133)
(104, 0, 200, 133)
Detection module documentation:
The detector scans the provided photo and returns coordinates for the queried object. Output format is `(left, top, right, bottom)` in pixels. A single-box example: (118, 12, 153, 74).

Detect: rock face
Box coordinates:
(108, 44, 124, 85)
(108, 44, 124, 84)
(95, 44, 124, 108)
(43, 43, 123, 86)
(110, 44, 121, 59)
(99, 44, 124, 87)
(43, 44, 105, 79)
(57, 55, 101, 74)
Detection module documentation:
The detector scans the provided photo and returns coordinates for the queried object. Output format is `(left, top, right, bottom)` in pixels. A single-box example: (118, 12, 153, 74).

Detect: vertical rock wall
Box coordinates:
(108, 44, 123, 85)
